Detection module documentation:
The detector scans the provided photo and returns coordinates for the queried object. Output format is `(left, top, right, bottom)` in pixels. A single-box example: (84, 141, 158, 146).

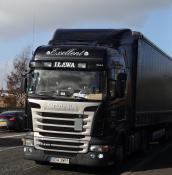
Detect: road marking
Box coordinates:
(0, 133, 26, 138)
(0, 145, 23, 152)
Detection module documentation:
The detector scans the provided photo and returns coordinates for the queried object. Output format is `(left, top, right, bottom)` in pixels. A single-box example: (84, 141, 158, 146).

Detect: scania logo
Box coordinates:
(44, 103, 79, 112)
(46, 48, 89, 57)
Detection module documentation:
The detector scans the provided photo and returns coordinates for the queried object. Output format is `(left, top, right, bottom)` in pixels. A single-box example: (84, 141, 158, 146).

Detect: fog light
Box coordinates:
(78, 63, 87, 68)
(24, 139, 34, 147)
(98, 154, 104, 159)
(28, 148, 33, 153)
(90, 145, 110, 152)
(90, 154, 96, 159)
(44, 62, 52, 67)
(23, 147, 27, 152)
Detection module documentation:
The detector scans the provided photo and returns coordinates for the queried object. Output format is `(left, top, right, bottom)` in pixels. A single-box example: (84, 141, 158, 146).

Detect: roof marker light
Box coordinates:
(78, 63, 86, 69)
(44, 62, 52, 67)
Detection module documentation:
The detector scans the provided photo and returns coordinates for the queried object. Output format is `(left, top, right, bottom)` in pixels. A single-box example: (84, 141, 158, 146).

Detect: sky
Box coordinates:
(0, 0, 172, 89)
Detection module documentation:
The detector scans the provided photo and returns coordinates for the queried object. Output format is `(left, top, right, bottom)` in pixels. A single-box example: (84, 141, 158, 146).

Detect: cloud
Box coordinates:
(0, 0, 172, 40)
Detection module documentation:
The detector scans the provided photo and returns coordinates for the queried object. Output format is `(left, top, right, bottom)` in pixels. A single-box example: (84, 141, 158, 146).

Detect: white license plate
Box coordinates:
(49, 157, 70, 164)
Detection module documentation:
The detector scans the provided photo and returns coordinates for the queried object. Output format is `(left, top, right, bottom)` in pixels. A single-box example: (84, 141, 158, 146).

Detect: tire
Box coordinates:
(116, 144, 125, 163)
(115, 138, 126, 166)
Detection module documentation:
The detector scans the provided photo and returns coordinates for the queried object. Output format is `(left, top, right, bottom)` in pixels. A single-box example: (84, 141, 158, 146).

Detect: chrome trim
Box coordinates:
(29, 99, 99, 153)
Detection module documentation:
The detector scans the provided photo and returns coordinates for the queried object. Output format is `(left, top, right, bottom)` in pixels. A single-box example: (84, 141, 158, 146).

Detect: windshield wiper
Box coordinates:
(36, 90, 56, 95)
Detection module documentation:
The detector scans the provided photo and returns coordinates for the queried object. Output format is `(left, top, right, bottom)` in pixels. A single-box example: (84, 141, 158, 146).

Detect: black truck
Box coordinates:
(23, 29, 172, 166)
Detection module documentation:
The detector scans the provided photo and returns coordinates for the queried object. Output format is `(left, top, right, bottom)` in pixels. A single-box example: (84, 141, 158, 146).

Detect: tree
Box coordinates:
(6, 47, 31, 107)
(0, 88, 3, 97)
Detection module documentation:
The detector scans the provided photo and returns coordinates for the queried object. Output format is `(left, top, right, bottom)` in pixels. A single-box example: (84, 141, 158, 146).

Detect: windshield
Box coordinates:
(28, 70, 105, 101)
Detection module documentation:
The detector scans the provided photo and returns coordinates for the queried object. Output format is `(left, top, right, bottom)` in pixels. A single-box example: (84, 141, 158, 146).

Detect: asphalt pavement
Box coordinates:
(0, 130, 172, 175)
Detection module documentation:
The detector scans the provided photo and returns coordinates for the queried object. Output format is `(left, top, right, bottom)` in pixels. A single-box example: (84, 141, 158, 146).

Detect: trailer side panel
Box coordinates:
(135, 38, 172, 126)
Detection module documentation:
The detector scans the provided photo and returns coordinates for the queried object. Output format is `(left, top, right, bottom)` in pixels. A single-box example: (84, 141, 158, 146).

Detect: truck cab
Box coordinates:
(23, 29, 132, 166)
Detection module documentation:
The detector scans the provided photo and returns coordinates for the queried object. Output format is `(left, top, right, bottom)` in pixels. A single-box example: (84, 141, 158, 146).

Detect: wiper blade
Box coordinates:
(36, 90, 56, 95)
(34, 91, 58, 99)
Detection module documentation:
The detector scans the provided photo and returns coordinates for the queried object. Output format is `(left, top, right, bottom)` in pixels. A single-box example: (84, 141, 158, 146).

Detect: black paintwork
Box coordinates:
(33, 46, 106, 61)
(49, 29, 133, 46)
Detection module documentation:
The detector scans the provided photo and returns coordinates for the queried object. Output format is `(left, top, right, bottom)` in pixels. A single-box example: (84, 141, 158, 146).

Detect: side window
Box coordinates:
(28, 72, 39, 92)
(109, 68, 127, 98)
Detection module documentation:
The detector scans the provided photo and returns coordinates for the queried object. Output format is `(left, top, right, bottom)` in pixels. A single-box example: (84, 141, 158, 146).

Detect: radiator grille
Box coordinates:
(33, 110, 95, 153)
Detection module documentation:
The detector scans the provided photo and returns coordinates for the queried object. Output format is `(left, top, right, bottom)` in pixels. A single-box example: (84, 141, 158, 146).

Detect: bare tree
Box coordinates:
(6, 46, 31, 107)
(0, 88, 3, 97)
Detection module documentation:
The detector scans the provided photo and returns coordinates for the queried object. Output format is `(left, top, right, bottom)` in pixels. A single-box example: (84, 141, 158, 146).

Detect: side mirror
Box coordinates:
(115, 73, 127, 98)
(21, 77, 27, 93)
(117, 72, 127, 81)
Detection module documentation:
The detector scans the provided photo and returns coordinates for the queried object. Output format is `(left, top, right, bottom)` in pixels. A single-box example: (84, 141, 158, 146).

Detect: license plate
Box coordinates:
(0, 121, 7, 127)
(49, 157, 70, 164)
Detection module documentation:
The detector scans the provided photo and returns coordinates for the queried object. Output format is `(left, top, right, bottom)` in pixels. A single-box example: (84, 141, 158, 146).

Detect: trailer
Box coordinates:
(23, 29, 172, 166)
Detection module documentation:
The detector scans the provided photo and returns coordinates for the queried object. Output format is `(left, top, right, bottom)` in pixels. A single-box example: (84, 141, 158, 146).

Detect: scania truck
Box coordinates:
(23, 29, 172, 166)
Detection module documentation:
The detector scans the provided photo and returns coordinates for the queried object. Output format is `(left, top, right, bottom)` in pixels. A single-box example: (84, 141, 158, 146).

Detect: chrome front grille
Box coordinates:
(34, 112, 93, 135)
(39, 132, 85, 139)
(32, 109, 95, 153)
(35, 112, 87, 133)
(29, 99, 98, 154)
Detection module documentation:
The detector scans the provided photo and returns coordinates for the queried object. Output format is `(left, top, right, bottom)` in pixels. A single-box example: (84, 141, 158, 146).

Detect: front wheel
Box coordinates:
(115, 144, 125, 165)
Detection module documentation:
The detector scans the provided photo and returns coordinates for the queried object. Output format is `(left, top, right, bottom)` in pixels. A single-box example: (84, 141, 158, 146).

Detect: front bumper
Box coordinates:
(23, 132, 115, 167)
(23, 146, 114, 167)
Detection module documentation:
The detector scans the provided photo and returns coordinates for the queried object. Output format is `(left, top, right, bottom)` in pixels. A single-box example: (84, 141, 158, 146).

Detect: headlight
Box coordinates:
(22, 138, 34, 147)
(90, 145, 110, 152)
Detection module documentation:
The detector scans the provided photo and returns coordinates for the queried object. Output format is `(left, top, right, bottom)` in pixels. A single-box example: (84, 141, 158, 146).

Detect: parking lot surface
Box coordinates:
(0, 130, 172, 175)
